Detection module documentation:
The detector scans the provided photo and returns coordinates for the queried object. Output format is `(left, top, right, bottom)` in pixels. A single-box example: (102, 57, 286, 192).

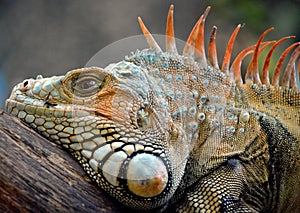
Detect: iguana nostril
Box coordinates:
(21, 79, 32, 91)
(127, 153, 168, 198)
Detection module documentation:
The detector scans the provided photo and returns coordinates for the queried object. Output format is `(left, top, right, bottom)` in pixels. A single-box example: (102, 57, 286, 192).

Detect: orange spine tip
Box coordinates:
(245, 27, 274, 83)
(195, 6, 210, 65)
(282, 46, 300, 88)
(272, 42, 300, 86)
(208, 26, 219, 69)
(262, 36, 295, 84)
(203, 6, 211, 20)
(221, 24, 241, 75)
(183, 16, 202, 58)
(166, 4, 177, 54)
(138, 16, 162, 52)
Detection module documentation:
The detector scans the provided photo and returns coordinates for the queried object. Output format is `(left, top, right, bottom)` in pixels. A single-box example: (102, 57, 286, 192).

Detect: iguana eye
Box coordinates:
(72, 75, 104, 97)
(77, 78, 97, 90)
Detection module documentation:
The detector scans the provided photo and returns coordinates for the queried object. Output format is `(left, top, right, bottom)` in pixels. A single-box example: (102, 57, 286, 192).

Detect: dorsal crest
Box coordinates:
(138, 5, 300, 90)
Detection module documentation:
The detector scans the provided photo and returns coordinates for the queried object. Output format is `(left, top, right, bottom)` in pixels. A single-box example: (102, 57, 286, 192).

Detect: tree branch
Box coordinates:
(0, 110, 123, 212)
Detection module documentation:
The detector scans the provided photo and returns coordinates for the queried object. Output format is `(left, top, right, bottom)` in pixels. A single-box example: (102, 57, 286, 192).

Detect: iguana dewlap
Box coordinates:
(5, 5, 300, 212)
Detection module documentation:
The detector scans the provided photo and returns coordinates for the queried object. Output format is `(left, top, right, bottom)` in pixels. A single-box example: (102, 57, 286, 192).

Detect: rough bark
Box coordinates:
(0, 110, 124, 213)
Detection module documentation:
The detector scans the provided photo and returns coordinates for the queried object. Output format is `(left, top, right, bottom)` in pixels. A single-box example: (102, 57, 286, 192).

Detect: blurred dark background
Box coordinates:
(0, 0, 299, 108)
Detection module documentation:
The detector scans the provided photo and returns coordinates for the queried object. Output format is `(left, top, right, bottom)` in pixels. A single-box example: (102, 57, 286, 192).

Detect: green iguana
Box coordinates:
(5, 5, 300, 212)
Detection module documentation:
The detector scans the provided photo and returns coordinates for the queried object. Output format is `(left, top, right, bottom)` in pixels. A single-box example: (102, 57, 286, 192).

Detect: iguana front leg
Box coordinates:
(174, 159, 259, 213)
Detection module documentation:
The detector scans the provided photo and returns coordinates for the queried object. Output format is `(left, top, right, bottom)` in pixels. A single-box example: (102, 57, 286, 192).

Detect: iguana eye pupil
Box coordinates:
(77, 79, 96, 90)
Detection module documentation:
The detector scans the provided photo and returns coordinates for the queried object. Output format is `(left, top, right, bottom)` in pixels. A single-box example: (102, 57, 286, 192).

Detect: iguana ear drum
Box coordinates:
(126, 153, 168, 197)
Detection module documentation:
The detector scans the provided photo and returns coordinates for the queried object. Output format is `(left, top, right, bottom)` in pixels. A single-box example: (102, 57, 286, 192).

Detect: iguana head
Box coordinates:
(5, 4, 300, 211)
(6, 61, 194, 210)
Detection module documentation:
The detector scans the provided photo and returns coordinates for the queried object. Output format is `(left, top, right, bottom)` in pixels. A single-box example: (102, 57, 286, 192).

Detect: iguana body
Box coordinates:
(5, 5, 300, 212)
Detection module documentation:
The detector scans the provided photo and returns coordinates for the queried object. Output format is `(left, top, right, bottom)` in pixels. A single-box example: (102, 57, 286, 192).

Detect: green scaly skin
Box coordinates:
(5, 6, 300, 213)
